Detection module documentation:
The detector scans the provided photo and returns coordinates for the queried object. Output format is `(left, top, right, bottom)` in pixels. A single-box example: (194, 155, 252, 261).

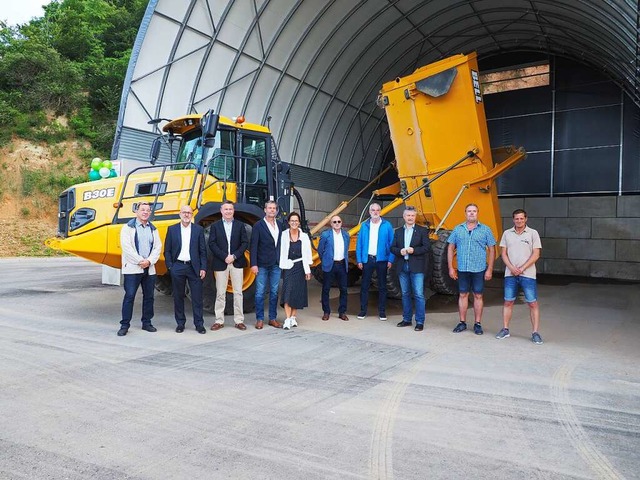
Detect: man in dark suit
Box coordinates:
(250, 200, 284, 329)
(164, 205, 207, 333)
(390, 206, 431, 331)
(208, 200, 249, 331)
(317, 215, 350, 321)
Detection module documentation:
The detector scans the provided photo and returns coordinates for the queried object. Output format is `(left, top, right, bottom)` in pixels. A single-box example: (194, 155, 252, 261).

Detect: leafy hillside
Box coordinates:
(0, 0, 146, 256)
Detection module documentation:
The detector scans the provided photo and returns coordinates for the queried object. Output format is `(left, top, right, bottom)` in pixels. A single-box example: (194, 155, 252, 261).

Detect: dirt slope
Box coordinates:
(0, 139, 87, 257)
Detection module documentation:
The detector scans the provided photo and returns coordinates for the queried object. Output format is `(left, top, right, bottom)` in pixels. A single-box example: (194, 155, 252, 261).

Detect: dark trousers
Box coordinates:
(170, 262, 204, 327)
(321, 261, 348, 315)
(121, 269, 156, 328)
(359, 259, 388, 315)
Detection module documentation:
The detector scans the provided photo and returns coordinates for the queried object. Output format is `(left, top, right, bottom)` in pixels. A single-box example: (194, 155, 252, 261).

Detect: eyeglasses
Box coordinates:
(180, 211, 193, 215)
(331, 220, 342, 224)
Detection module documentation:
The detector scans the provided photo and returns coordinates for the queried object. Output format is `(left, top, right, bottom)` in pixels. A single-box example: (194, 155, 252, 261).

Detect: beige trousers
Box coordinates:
(214, 264, 244, 324)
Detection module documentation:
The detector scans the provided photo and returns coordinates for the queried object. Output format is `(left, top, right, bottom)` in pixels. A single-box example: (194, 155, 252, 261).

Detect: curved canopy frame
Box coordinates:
(114, 0, 640, 183)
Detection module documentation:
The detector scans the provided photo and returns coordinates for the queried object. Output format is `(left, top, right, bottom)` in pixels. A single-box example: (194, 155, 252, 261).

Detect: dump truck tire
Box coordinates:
(155, 274, 173, 296)
(201, 223, 256, 315)
(430, 231, 458, 295)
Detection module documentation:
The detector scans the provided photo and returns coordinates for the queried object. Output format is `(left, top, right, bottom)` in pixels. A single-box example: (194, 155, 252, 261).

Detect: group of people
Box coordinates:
(117, 200, 543, 345)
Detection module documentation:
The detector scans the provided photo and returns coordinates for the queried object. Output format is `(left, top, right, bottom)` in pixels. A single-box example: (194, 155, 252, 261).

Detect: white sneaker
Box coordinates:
(290, 316, 298, 328)
(283, 318, 291, 330)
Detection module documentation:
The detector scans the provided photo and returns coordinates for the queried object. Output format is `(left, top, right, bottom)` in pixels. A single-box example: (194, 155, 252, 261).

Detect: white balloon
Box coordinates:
(99, 167, 110, 178)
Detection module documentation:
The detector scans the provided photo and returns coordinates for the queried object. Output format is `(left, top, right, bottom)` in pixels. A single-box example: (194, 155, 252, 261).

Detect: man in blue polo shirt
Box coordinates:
(447, 203, 496, 335)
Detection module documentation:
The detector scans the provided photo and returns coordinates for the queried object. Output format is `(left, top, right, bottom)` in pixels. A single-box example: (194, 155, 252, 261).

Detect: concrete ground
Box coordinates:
(0, 257, 639, 480)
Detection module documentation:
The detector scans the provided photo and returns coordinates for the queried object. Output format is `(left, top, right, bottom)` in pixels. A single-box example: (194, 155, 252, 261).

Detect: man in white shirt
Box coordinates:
(495, 209, 543, 344)
(164, 205, 207, 334)
(317, 215, 350, 321)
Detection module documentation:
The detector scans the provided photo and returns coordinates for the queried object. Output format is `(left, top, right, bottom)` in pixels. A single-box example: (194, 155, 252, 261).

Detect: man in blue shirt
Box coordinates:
(355, 203, 395, 320)
(447, 203, 496, 335)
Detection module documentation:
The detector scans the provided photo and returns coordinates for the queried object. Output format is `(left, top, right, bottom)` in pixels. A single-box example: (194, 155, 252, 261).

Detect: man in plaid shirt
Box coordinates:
(447, 204, 496, 335)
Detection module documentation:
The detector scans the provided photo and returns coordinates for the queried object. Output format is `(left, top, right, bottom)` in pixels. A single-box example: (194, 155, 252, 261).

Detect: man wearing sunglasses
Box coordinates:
(317, 215, 350, 321)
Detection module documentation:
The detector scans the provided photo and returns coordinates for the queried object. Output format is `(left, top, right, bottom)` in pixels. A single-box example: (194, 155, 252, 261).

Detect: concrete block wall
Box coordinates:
(499, 195, 640, 281)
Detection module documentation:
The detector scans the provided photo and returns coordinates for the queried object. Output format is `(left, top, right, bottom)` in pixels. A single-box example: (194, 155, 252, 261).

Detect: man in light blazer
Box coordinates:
(390, 207, 431, 331)
(208, 201, 249, 331)
(164, 205, 207, 334)
(317, 215, 350, 321)
(250, 200, 284, 329)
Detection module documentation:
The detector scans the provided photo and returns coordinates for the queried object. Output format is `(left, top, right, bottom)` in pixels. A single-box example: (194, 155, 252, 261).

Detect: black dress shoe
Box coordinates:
(142, 325, 157, 332)
(117, 327, 128, 336)
(414, 324, 424, 331)
(175, 325, 185, 333)
(196, 326, 206, 334)
(396, 321, 412, 327)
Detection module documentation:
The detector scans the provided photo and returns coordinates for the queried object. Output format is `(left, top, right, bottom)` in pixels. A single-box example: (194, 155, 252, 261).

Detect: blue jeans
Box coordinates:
(504, 275, 538, 302)
(121, 270, 156, 328)
(398, 262, 425, 325)
(254, 265, 281, 321)
(359, 259, 388, 315)
(457, 271, 485, 294)
(322, 261, 348, 315)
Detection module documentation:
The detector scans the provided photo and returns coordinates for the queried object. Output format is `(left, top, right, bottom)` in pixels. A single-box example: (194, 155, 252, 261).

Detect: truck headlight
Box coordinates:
(70, 208, 96, 231)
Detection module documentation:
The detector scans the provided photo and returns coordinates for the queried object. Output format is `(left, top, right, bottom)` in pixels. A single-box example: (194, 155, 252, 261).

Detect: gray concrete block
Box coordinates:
(315, 190, 338, 213)
(616, 196, 640, 217)
(568, 196, 616, 218)
(616, 240, 640, 262)
(541, 238, 567, 259)
(545, 218, 591, 238)
(295, 187, 315, 210)
(304, 210, 328, 225)
(589, 261, 640, 281)
(498, 198, 524, 216)
(524, 197, 568, 217)
(592, 218, 640, 240)
(567, 239, 616, 261)
(543, 259, 590, 276)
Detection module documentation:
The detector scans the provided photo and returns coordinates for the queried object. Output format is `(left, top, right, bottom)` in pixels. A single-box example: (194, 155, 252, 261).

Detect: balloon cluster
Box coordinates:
(88, 158, 117, 181)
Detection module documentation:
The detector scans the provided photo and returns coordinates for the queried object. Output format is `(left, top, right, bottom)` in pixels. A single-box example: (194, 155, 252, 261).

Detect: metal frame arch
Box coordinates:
(214, 0, 270, 115)
(281, 0, 372, 168)
(240, 0, 306, 118)
(187, 0, 237, 113)
(258, 0, 338, 128)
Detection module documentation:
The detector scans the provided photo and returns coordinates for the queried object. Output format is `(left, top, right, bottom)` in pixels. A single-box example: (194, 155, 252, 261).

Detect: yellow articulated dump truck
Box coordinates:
(309, 51, 526, 296)
(47, 111, 296, 313)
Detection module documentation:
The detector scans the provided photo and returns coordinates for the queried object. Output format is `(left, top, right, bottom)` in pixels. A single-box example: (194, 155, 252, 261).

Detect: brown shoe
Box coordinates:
(235, 323, 247, 331)
(211, 323, 224, 331)
(268, 320, 282, 328)
(322, 313, 330, 321)
(255, 321, 264, 330)
(339, 314, 349, 321)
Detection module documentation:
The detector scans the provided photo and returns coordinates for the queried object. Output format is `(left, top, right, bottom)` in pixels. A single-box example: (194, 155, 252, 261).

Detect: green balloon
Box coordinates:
(109, 169, 117, 178)
(102, 160, 113, 170)
(91, 158, 102, 171)
(89, 170, 101, 181)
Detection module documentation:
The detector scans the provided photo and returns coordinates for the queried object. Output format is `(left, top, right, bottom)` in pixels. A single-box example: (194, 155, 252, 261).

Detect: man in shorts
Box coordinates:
(447, 203, 496, 335)
(495, 209, 543, 344)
